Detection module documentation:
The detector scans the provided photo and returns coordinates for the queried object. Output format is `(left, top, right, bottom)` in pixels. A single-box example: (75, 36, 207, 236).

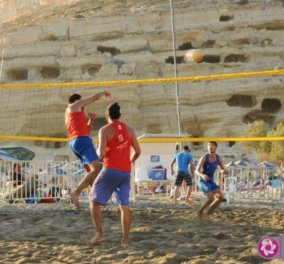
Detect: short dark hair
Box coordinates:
(183, 145, 190, 151)
(108, 102, 121, 120)
(68, 93, 81, 104)
(209, 141, 218, 147)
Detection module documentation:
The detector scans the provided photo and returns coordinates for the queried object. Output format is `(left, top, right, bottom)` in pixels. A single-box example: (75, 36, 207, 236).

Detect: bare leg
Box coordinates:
(185, 185, 192, 203)
(119, 205, 131, 245)
(197, 192, 214, 218)
(89, 201, 104, 244)
(174, 186, 180, 204)
(181, 180, 186, 197)
(170, 185, 174, 198)
(70, 160, 102, 209)
(83, 164, 91, 173)
(207, 190, 223, 215)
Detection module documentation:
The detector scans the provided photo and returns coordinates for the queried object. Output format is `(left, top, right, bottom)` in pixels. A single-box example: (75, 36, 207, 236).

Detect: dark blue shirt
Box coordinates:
(202, 154, 220, 180)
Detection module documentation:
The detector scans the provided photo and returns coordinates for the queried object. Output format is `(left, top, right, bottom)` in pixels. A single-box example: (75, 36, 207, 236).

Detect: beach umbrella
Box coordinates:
(225, 161, 238, 168)
(225, 161, 238, 177)
(0, 146, 35, 161)
(257, 161, 276, 170)
(235, 159, 248, 168)
(0, 149, 19, 161)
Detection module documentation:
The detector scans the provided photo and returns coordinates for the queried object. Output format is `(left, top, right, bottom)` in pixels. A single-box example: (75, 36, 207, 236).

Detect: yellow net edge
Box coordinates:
(0, 135, 283, 143)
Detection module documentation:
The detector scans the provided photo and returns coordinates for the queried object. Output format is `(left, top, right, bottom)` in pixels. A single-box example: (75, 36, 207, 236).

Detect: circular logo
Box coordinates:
(257, 238, 279, 259)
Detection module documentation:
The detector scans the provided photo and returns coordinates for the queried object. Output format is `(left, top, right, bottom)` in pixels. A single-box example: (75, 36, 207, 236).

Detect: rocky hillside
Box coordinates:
(0, 0, 284, 145)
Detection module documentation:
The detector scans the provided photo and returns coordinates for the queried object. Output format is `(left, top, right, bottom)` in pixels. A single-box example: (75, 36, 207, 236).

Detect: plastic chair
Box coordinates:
(135, 168, 152, 196)
(224, 176, 237, 204)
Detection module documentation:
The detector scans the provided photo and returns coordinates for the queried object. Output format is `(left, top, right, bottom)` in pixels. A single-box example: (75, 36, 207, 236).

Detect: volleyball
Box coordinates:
(184, 49, 204, 63)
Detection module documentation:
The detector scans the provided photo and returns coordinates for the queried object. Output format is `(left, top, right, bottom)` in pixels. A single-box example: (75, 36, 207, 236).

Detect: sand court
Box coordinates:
(0, 197, 283, 263)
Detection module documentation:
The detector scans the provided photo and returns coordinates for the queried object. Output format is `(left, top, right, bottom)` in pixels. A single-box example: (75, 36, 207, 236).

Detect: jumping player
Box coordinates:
(65, 91, 111, 208)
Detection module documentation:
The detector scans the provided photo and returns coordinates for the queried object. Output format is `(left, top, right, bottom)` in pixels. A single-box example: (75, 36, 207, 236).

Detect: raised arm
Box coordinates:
(87, 112, 96, 130)
(73, 91, 111, 110)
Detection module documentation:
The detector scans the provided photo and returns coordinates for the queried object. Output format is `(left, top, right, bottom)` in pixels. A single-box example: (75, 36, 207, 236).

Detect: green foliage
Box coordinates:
(268, 122, 284, 164)
(242, 121, 284, 164)
(242, 120, 269, 149)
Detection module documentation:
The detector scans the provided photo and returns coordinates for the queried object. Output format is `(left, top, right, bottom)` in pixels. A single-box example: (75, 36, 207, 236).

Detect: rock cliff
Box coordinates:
(0, 0, 283, 147)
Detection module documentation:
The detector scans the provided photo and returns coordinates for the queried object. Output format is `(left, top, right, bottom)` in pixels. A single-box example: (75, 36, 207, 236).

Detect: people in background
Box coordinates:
(11, 163, 24, 187)
(170, 145, 194, 204)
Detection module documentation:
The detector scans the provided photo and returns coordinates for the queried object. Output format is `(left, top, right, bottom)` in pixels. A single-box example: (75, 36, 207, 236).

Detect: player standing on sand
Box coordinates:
(89, 102, 141, 245)
(170, 145, 195, 204)
(195, 141, 227, 218)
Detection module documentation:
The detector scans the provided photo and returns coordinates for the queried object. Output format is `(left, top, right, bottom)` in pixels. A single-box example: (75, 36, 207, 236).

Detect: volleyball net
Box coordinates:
(0, 68, 284, 144)
(0, 69, 284, 204)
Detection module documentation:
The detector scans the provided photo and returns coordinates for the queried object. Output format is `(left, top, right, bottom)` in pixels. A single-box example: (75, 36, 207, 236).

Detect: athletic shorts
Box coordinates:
(89, 168, 131, 206)
(197, 177, 219, 194)
(175, 172, 192, 186)
(69, 136, 98, 165)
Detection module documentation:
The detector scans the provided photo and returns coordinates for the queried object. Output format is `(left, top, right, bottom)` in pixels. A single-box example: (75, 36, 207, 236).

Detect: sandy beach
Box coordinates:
(0, 197, 284, 264)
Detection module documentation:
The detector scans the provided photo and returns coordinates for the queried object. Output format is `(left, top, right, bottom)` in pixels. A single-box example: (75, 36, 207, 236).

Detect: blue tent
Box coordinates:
(257, 161, 276, 170)
(0, 146, 35, 161)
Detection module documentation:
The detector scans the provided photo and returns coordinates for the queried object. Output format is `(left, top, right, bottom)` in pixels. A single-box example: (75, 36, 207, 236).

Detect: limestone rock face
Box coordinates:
(0, 0, 284, 140)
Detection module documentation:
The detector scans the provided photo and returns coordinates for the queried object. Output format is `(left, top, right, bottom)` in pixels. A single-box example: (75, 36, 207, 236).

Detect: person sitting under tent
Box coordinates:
(5, 173, 38, 203)
(10, 163, 25, 187)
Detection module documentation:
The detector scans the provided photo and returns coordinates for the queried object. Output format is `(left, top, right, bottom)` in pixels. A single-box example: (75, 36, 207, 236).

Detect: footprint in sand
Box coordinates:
(212, 232, 233, 240)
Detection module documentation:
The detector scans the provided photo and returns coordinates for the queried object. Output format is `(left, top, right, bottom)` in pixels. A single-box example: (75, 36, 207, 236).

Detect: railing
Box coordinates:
(1, 160, 283, 204)
(216, 168, 284, 203)
(0, 160, 86, 204)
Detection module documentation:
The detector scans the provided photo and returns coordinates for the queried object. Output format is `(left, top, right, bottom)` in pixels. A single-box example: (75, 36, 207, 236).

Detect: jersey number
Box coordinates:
(118, 134, 124, 142)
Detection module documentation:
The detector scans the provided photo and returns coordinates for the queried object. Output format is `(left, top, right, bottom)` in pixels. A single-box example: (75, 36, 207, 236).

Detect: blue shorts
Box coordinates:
(69, 136, 98, 165)
(89, 168, 131, 206)
(198, 177, 219, 194)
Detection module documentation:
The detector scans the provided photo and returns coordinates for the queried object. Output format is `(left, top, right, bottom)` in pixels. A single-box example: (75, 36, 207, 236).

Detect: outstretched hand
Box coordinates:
(104, 91, 111, 99)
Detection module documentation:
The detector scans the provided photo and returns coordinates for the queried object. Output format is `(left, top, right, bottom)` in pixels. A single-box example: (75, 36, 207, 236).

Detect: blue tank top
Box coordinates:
(202, 154, 220, 180)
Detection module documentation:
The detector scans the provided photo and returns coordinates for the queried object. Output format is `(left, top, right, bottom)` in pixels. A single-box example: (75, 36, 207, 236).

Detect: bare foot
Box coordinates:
(70, 190, 80, 209)
(186, 198, 194, 204)
(89, 236, 104, 245)
(121, 238, 129, 246)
